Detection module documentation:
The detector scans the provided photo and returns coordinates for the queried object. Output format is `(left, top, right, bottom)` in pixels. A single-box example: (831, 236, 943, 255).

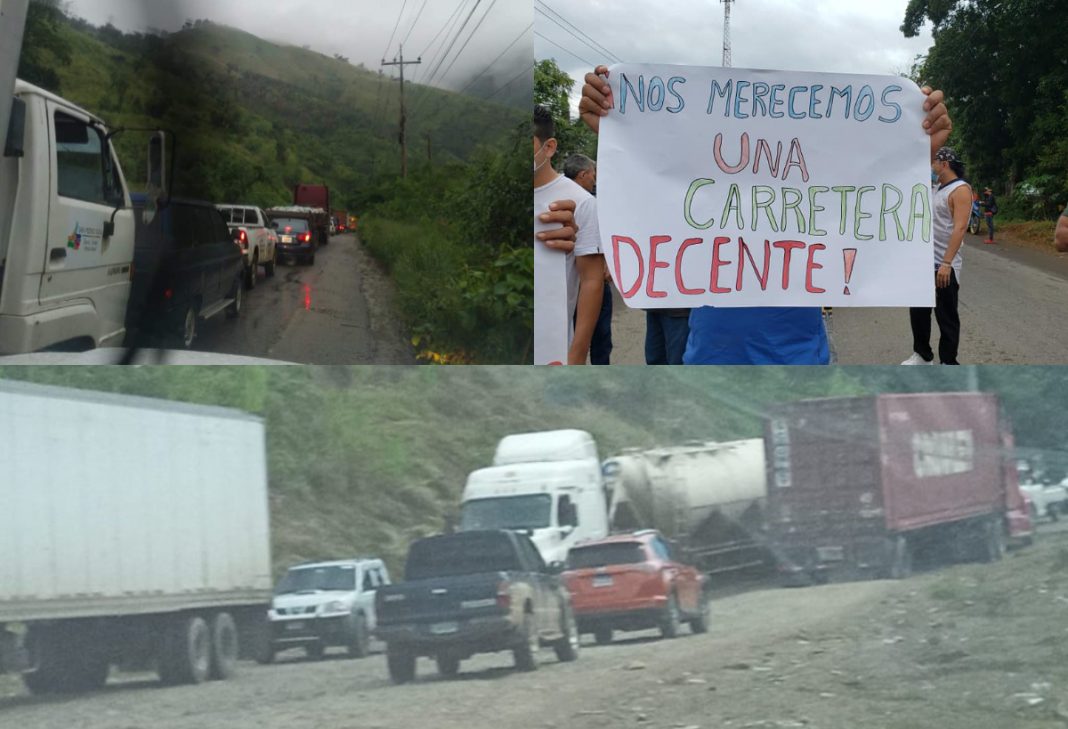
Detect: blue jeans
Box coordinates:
(645, 311, 690, 365)
(985, 214, 995, 240)
(590, 282, 613, 365)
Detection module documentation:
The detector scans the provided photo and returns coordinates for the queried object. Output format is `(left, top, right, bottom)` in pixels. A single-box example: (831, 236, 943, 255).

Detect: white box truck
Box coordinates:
(460, 429, 609, 565)
(0, 379, 272, 693)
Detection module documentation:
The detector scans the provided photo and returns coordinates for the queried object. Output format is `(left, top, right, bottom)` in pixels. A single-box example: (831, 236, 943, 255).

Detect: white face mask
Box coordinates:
(533, 139, 551, 175)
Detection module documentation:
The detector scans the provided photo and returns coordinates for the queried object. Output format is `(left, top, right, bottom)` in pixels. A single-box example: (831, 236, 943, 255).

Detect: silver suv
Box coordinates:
(262, 558, 390, 662)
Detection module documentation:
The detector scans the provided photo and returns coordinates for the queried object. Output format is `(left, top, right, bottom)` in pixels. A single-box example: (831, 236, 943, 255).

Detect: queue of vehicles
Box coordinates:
(0, 385, 1043, 696)
(1, 73, 350, 354)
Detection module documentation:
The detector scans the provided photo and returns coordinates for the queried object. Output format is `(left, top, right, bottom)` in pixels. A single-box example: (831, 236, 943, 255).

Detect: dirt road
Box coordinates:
(608, 233, 1068, 365)
(4, 528, 1066, 729)
(192, 233, 415, 364)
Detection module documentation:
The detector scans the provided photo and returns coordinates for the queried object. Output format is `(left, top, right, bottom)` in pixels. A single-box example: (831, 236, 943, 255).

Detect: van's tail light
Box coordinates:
(496, 580, 512, 610)
(299, 232, 311, 243)
(163, 288, 173, 299)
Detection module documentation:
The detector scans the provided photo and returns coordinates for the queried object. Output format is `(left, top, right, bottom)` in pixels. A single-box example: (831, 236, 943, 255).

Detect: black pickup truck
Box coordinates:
(374, 529, 579, 682)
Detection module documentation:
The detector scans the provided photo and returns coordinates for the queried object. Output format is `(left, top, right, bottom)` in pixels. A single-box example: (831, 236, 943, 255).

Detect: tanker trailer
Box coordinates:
(602, 439, 768, 575)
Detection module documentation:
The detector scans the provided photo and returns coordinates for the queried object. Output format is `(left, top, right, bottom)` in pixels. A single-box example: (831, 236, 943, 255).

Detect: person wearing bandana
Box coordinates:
(902, 146, 971, 365)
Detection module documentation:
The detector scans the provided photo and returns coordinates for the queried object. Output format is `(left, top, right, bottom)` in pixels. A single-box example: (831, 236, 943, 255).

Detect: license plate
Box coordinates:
(817, 546, 845, 562)
(281, 235, 293, 243)
(429, 622, 458, 635)
(286, 621, 305, 631)
(592, 575, 614, 587)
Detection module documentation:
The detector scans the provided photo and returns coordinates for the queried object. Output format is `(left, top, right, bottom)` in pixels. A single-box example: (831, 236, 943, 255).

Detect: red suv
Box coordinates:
(562, 530, 709, 645)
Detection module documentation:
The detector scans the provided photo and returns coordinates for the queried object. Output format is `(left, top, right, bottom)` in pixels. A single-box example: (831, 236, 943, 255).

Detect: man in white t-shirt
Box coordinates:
(533, 105, 606, 364)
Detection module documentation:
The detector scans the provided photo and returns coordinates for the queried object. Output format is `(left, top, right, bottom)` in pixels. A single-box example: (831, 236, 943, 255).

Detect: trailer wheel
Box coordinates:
(513, 612, 539, 672)
(982, 519, 1006, 563)
(209, 613, 239, 680)
(889, 536, 913, 579)
(659, 594, 681, 639)
(23, 626, 109, 694)
(386, 645, 416, 684)
(593, 627, 613, 645)
(160, 616, 212, 685)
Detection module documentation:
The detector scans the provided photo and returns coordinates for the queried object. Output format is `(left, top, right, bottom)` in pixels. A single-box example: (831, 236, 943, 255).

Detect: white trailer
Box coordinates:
(0, 379, 272, 693)
(602, 439, 768, 574)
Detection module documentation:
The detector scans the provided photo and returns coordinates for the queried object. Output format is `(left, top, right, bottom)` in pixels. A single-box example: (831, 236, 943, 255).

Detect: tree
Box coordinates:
(17, 0, 73, 93)
(903, 0, 1068, 215)
(534, 58, 596, 160)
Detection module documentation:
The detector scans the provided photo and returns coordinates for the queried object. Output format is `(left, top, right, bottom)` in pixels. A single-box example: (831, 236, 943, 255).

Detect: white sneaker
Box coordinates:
(901, 352, 934, 365)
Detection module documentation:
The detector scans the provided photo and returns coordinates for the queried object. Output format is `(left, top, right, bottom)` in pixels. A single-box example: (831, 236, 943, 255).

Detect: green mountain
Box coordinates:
(23, 10, 524, 210)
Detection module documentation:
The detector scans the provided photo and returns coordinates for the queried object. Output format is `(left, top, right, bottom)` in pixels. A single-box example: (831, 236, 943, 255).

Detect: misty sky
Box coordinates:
(65, 0, 533, 91)
(534, 0, 935, 111)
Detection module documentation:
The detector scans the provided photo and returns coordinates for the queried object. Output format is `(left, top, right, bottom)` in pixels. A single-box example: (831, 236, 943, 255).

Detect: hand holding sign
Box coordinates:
(593, 63, 945, 308)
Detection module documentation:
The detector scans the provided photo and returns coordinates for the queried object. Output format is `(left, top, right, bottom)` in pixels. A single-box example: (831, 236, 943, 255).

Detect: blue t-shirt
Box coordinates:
(683, 306, 829, 365)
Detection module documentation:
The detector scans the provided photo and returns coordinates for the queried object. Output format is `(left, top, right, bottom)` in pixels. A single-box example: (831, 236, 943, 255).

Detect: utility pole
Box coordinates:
(721, 0, 735, 68)
(381, 45, 420, 178)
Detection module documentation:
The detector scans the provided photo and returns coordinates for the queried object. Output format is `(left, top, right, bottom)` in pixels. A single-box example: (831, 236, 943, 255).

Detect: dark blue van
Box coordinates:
(126, 195, 244, 348)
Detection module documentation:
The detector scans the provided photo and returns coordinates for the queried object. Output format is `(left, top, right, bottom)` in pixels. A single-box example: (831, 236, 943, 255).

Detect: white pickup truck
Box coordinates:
(1019, 481, 1068, 522)
(1, 77, 166, 354)
(264, 558, 391, 661)
(217, 205, 278, 289)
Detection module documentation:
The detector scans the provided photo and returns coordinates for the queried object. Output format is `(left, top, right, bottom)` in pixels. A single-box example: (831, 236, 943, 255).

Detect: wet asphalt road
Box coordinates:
(192, 233, 415, 364)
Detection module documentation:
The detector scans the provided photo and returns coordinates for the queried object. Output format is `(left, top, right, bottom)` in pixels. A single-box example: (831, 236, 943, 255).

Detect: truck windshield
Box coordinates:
(567, 543, 645, 569)
(405, 533, 522, 580)
(460, 494, 552, 531)
(274, 565, 356, 594)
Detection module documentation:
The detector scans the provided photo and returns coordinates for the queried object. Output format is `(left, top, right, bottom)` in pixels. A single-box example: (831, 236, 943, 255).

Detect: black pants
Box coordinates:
(590, 282, 613, 365)
(909, 270, 960, 365)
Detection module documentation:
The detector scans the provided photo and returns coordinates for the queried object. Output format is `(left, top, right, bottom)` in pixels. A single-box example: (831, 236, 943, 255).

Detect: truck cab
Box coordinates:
(460, 430, 609, 565)
(1, 80, 164, 353)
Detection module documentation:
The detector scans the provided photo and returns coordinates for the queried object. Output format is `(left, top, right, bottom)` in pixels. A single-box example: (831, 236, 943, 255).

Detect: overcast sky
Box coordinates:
(534, 0, 934, 111)
(65, 0, 532, 91)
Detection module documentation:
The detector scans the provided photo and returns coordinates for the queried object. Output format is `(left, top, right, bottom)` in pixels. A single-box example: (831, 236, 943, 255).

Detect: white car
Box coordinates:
(263, 558, 390, 662)
(217, 204, 278, 290)
(1019, 481, 1067, 521)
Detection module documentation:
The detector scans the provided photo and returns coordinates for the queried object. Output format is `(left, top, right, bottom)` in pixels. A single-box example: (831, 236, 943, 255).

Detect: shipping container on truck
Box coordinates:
(764, 393, 1031, 585)
(602, 439, 769, 576)
(0, 380, 272, 694)
(293, 184, 330, 245)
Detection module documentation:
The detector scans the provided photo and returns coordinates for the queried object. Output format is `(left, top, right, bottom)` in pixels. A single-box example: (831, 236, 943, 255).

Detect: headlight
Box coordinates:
(321, 600, 349, 614)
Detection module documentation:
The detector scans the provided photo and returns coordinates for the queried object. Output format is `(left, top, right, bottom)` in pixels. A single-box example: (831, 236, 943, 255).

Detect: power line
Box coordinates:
(486, 62, 534, 101)
(413, 0, 471, 85)
(534, 0, 621, 63)
(459, 21, 533, 96)
(436, 0, 502, 88)
(402, 0, 430, 48)
(383, 0, 410, 60)
(420, 0, 483, 90)
(534, 29, 593, 68)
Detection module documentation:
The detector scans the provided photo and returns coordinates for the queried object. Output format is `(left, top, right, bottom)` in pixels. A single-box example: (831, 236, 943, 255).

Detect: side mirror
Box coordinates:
(3, 97, 25, 158)
(147, 131, 168, 200)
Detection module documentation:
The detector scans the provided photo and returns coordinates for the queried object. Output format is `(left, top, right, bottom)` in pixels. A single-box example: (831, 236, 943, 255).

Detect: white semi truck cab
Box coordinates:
(460, 429, 609, 565)
(0, 78, 167, 353)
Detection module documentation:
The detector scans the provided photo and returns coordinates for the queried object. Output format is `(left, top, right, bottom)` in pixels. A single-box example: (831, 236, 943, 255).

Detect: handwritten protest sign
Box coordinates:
(598, 64, 935, 308)
(534, 221, 568, 365)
